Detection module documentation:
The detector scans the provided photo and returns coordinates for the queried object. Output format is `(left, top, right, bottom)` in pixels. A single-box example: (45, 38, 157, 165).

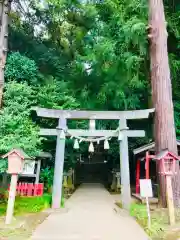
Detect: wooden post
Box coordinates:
(52, 118, 67, 209)
(136, 160, 140, 194)
(145, 151, 150, 179)
(146, 197, 151, 228)
(166, 175, 175, 225)
(35, 160, 41, 184)
(5, 174, 18, 224)
(119, 119, 131, 210)
(2, 172, 8, 188)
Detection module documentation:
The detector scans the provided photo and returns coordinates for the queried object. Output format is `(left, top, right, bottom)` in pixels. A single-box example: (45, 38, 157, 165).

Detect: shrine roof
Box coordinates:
(2, 148, 31, 160)
(155, 149, 180, 160)
(2, 149, 52, 160)
(133, 140, 180, 155)
(36, 152, 52, 159)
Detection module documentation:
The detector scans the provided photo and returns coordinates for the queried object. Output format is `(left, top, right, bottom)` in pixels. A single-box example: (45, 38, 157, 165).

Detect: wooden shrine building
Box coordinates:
(133, 140, 180, 201)
(0, 150, 52, 188)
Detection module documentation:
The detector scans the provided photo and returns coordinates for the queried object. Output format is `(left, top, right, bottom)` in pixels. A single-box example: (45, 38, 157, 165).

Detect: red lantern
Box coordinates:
(155, 150, 179, 176)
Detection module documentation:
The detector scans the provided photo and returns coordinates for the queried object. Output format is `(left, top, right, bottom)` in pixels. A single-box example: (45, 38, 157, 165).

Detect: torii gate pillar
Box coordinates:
(119, 119, 131, 210)
(52, 118, 67, 209)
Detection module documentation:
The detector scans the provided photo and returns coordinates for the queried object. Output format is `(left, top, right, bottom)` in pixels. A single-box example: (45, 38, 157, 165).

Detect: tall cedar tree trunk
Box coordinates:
(149, 0, 180, 207)
(0, 0, 10, 107)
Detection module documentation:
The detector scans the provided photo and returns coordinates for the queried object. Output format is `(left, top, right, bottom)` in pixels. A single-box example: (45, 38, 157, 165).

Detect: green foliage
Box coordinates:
(0, 82, 42, 156)
(40, 167, 54, 191)
(37, 78, 79, 109)
(166, 5, 180, 137)
(5, 52, 40, 84)
(73, 0, 149, 110)
(174, 101, 180, 138)
(0, 159, 7, 173)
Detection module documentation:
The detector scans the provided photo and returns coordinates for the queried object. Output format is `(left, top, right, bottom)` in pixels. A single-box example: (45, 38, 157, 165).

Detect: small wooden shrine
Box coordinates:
(20, 151, 52, 184)
(133, 140, 180, 202)
(0, 149, 52, 189)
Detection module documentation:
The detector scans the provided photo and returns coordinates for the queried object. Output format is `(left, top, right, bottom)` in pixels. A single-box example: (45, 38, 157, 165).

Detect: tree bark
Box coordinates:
(149, 0, 180, 207)
(0, 1, 4, 24)
(0, 0, 10, 107)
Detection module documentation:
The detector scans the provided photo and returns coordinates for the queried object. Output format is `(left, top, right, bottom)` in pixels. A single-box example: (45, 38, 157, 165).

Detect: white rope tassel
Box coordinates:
(104, 139, 109, 149)
(118, 131, 122, 141)
(59, 130, 66, 139)
(89, 142, 94, 152)
(73, 139, 79, 149)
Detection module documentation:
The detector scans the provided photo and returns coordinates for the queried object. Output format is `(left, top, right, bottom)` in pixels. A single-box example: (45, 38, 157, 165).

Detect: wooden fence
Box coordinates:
(8, 183, 44, 197)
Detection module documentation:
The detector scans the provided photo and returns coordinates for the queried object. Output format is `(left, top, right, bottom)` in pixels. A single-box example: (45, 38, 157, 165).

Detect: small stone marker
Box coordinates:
(140, 179, 153, 228)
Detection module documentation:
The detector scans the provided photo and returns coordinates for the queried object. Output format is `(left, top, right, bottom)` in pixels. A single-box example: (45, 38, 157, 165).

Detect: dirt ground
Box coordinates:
(150, 207, 180, 240)
(0, 212, 49, 240)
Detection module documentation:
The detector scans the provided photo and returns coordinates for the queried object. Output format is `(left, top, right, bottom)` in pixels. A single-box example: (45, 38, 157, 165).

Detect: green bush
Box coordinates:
(5, 52, 39, 84)
(40, 168, 54, 192)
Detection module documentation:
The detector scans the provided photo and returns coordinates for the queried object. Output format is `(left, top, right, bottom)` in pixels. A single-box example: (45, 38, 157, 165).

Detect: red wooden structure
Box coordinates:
(155, 150, 180, 176)
(7, 183, 44, 197)
(134, 140, 180, 195)
(135, 151, 155, 194)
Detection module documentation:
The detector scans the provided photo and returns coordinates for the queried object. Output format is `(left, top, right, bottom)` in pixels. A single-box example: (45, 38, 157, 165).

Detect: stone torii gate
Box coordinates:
(35, 107, 154, 210)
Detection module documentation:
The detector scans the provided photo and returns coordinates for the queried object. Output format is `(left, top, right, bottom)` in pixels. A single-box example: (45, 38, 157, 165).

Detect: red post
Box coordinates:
(145, 151, 150, 179)
(20, 183, 25, 196)
(136, 159, 141, 194)
(38, 184, 44, 196)
(17, 182, 21, 195)
(27, 183, 34, 196)
(24, 183, 28, 196)
(34, 184, 38, 196)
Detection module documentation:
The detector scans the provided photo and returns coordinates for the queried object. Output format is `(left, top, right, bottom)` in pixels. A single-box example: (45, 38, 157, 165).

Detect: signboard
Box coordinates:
(22, 160, 35, 175)
(140, 179, 153, 198)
